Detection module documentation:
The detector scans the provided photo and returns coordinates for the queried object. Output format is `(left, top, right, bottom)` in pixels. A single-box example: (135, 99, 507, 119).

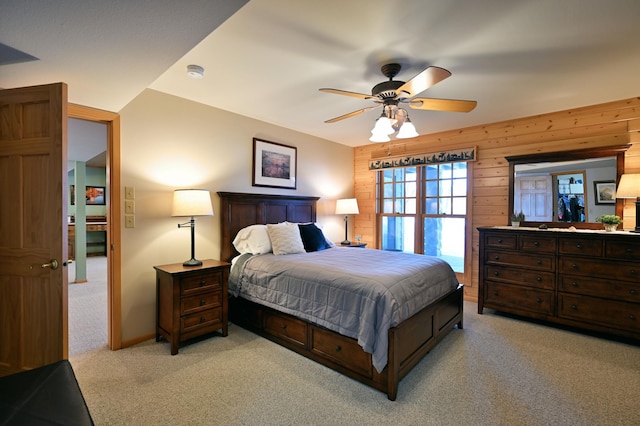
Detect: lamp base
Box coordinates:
(183, 258, 203, 267)
(340, 240, 351, 245)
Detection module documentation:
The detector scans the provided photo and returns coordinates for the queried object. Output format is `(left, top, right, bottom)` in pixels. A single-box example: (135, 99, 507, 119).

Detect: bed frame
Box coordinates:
(218, 191, 463, 400)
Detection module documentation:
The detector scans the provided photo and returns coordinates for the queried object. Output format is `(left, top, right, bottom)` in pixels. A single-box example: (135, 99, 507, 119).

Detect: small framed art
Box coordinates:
(593, 181, 616, 204)
(252, 138, 297, 189)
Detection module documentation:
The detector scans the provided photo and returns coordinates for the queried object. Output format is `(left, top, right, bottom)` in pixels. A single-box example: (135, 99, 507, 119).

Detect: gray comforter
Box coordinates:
(229, 247, 459, 372)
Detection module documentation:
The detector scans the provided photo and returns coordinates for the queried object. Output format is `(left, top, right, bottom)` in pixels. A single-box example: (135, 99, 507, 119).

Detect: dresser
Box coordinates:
(478, 227, 640, 341)
(154, 259, 230, 354)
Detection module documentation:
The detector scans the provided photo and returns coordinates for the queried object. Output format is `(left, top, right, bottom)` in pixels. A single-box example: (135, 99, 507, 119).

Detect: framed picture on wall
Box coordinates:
(594, 181, 616, 204)
(252, 138, 297, 189)
(70, 185, 106, 205)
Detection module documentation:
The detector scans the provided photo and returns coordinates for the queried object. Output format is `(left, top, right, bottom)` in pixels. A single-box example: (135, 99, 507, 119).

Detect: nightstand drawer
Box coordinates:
(181, 291, 222, 315)
(181, 306, 223, 335)
(181, 271, 222, 295)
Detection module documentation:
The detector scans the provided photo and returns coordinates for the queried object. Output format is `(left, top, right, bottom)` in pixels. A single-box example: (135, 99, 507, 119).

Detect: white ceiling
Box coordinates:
(3, 0, 640, 149)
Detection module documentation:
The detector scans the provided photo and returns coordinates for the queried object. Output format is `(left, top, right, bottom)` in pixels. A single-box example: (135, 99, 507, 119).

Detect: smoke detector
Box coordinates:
(186, 64, 204, 79)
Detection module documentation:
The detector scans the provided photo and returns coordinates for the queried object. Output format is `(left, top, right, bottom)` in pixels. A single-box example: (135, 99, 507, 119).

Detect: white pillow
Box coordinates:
(232, 224, 272, 254)
(286, 221, 335, 247)
(267, 222, 306, 255)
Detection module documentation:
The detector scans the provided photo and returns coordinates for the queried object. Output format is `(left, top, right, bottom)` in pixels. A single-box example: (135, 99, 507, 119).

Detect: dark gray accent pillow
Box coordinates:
(298, 223, 331, 252)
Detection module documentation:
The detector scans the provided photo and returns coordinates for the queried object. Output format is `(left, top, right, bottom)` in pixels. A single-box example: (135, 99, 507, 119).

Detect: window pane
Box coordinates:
(394, 199, 404, 214)
(406, 167, 417, 181)
(439, 198, 451, 214)
(395, 183, 405, 198)
(425, 165, 438, 179)
(439, 164, 452, 179)
(425, 180, 438, 196)
(439, 180, 452, 197)
(424, 217, 465, 272)
(425, 197, 438, 214)
(452, 162, 467, 178)
(394, 168, 404, 181)
(381, 216, 415, 253)
(383, 169, 394, 182)
(406, 181, 416, 197)
(383, 183, 393, 198)
(405, 198, 416, 214)
(383, 199, 394, 213)
(452, 197, 466, 215)
(452, 178, 467, 196)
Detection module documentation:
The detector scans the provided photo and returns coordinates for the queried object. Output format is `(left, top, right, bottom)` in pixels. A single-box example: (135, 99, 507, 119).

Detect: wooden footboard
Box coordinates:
(229, 284, 463, 400)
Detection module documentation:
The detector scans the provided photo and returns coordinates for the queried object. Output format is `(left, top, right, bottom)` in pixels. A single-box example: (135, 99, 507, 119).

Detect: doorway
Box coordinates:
(68, 104, 122, 351)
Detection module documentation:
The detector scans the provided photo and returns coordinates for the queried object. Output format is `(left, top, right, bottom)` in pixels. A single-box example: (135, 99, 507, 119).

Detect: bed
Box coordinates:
(218, 191, 463, 400)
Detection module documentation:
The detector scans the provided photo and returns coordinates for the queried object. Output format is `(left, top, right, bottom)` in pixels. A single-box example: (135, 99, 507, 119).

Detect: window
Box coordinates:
(378, 162, 467, 273)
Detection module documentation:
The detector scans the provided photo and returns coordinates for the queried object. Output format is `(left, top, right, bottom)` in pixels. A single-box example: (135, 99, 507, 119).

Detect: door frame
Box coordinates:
(68, 104, 121, 350)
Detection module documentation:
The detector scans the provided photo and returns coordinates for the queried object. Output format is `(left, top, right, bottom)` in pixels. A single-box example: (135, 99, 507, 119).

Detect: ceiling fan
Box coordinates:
(319, 63, 477, 141)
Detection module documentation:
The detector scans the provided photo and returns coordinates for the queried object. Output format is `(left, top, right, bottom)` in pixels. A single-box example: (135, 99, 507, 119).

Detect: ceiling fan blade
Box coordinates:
(409, 98, 477, 113)
(396, 67, 452, 98)
(319, 88, 373, 100)
(324, 105, 380, 123)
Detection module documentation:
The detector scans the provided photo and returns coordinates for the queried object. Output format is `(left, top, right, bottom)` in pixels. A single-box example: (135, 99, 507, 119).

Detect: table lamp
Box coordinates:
(335, 198, 359, 245)
(616, 173, 640, 233)
(172, 189, 213, 266)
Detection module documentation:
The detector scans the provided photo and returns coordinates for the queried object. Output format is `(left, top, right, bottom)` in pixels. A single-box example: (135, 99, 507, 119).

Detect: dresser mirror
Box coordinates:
(506, 145, 629, 228)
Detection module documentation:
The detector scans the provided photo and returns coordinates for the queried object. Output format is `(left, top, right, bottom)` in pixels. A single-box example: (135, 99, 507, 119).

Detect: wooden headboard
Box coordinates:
(218, 192, 319, 262)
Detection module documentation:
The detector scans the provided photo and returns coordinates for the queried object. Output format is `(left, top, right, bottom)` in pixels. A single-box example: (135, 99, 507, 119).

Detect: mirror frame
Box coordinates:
(506, 144, 630, 229)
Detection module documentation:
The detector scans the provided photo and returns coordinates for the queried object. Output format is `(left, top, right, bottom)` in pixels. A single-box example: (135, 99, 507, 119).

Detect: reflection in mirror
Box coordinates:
(507, 145, 629, 228)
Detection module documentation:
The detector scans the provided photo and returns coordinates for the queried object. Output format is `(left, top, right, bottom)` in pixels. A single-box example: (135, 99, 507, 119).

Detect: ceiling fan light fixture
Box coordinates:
(396, 117, 419, 139)
(372, 113, 396, 136)
(186, 64, 205, 79)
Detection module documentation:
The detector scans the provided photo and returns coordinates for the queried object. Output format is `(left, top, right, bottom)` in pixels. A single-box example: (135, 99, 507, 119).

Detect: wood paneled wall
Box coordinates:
(353, 97, 640, 301)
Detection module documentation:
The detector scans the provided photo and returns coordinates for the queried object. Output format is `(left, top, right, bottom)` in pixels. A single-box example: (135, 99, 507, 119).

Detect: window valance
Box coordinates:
(368, 147, 476, 171)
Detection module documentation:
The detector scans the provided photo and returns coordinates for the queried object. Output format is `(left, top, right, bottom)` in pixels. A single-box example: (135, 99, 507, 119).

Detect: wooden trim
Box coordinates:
(68, 103, 122, 351)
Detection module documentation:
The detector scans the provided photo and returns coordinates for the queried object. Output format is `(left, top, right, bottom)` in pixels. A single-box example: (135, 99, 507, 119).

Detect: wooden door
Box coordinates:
(0, 83, 68, 376)
(514, 175, 553, 222)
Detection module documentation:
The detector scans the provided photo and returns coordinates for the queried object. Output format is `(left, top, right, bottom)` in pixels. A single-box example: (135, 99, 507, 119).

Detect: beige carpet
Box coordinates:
(68, 256, 108, 357)
(69, 301, 640, 426)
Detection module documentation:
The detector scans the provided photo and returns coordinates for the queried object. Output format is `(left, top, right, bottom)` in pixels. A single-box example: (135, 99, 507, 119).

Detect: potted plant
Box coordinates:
(596, 214, 622, 232)
(510, 211, 525, 227)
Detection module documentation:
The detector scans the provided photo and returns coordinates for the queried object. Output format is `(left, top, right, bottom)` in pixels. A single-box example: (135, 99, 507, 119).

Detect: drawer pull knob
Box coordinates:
(630, 289, 638, 295)
(571, 305, 578, 310)
(200, 299, 206, 306)
(572, 282, 579, 287)
(576, 244, 582, 249)
(630, 315, 637, 321)
(281, 324, 287, 330)
(627, 248, 633, 253)
(493, 291, 499, 296)
(493, 271, 499, 276)
(335, 346, 342, 352)
(494, 256, 500, 261)
(536, 260, 542, 265)
(536, 298, 542, 304)
(536, 277, 542, 282)
(631, 270, 637, 276)
(199, 280, 206, 287)
(200, 317, 206, 323)
(534, 241, 540, 246)
(572, 264, 578, 269)
(497, 239, 503, 243)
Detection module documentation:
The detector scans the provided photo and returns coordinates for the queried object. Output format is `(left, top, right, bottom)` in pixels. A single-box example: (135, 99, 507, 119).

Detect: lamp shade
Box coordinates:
(335, 198, 359, 215)
(615, 174, 640, 198)
(172, 189, 213, 217)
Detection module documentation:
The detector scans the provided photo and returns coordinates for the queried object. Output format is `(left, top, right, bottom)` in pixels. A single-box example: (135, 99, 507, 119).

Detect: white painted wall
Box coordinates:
(119, 89, 354, 342)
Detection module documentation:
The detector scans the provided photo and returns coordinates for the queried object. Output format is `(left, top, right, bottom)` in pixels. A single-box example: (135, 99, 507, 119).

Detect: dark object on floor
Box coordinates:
(0, 360, 94, 425)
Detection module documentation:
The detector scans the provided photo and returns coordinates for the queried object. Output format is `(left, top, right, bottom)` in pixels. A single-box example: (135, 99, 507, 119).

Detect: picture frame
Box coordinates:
(593, 180, 616, 205)
(252, 138, 297, 189)
(70, 185, 106, 205)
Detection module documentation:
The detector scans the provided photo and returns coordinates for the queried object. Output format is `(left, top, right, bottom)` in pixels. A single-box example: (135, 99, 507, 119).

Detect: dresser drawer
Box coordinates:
(558, 294, 640, 332)
(181, 291, 222, 315)
(310, 326, 372, 378)
(485, 266, 554, 289)
(519, 235, 556, 253)
(605, 241, 640, 260)
(484, 282, 553, 315)
(559, 276, 640, 303)
(559, 257, 640, 282)
(264, 310, 307, 348)
(180, 306, 223, 336)
(181, 271, 222, 296)
(485, 233, 516, 249)
(558, 237, 602, 256)
(486, 250, 554, 271)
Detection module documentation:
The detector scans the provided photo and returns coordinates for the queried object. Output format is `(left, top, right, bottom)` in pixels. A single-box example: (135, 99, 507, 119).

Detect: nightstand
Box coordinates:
(339, 242, 367, 248)
(154, 259, 230, 354)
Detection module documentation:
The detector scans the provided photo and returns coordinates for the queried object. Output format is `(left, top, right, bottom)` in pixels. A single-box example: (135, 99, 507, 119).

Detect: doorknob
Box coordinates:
(41, 259, 59, 270)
